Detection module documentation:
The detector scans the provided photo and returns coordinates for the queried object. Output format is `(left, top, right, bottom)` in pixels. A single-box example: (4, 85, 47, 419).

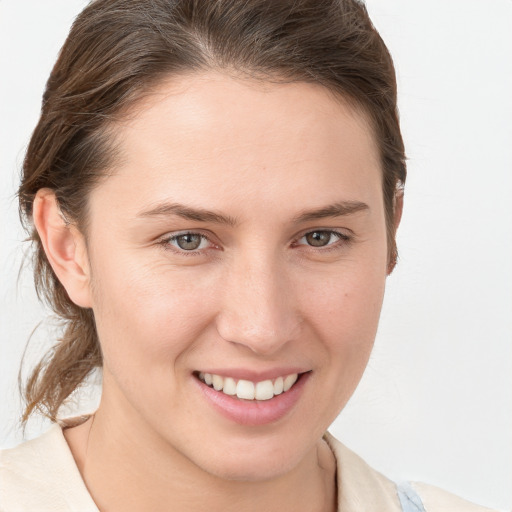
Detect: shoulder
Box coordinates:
(410, 482, 500, 512)
(324, 432, 403, 511)
(323, 432, 499, 512)
(0, 424, 98, 512)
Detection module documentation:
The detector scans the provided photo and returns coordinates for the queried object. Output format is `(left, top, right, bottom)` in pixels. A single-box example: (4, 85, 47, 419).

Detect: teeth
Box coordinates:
(255, 380, 274, 401)
(274, 376, 284, 395)
(236, 380, 255, 400)
(283, 373, 298, 392)
(223, 377, 237, 395)
(198, 372, 300, 400)
(212, 374, 223, 391)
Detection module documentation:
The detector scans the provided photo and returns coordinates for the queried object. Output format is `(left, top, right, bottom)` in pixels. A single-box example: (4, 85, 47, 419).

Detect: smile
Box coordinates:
(198, 372, 299, 401)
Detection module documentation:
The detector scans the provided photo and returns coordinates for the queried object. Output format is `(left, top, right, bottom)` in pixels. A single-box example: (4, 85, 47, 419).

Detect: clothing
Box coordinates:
(322, 433, 497, 512)
(396, 481, 427, 512)
(0, 425, 498, 512)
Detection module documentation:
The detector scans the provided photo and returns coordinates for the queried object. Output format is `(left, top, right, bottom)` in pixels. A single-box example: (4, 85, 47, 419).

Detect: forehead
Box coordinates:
(92, 72, 382, 217)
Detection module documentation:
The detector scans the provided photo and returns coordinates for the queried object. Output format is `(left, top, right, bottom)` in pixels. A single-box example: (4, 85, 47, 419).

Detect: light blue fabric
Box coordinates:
(396, 481, 426, 512)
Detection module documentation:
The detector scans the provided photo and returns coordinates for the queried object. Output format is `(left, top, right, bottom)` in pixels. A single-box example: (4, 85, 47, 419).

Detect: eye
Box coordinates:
(296, 230, 348, 248)
(165, 232, 212, 252)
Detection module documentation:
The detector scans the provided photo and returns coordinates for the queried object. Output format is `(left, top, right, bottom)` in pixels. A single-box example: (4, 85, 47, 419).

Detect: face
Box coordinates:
(82, 72, 388, 480)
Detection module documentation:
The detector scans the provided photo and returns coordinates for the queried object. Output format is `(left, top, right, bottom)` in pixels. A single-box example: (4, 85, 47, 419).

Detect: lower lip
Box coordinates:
(194, 373, 310, 426)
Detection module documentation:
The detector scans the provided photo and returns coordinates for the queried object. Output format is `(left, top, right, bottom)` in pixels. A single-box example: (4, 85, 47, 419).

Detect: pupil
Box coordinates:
(306, 231, 330, 247)
(177, 234, 201, 250)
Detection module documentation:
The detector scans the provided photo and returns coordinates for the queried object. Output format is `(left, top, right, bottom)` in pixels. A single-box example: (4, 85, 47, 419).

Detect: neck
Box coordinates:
(64, 407, 337, 512)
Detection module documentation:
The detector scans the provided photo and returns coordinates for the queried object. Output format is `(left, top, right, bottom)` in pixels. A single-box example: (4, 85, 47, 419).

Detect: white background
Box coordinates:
(0, 1, 510, 510)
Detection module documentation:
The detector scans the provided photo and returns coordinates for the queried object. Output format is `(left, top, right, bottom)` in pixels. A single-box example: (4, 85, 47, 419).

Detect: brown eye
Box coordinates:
(304, 231, 335, 247)
(174, 233, 204, 251)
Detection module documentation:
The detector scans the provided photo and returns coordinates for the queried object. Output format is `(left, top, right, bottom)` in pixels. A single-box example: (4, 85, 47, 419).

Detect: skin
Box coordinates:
(34, 72, 398, 512)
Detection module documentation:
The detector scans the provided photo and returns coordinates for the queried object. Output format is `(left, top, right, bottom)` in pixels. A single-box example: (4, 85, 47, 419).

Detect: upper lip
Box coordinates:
(195, 367, 311, 382)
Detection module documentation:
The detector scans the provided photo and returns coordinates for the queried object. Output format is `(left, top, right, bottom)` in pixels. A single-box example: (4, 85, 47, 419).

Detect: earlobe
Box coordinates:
(32, 189, 93, 308)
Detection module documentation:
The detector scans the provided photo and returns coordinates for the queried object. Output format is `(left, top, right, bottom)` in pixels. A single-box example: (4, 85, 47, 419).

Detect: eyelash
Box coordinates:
(158, 229, 352, 255)
(293, 230, 351, 250)
(159, 231, 216, 256)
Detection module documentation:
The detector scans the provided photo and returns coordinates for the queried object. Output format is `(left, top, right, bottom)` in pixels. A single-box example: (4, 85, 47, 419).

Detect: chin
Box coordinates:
(203, 452, 301, 482)
(179, 434, 310, 483)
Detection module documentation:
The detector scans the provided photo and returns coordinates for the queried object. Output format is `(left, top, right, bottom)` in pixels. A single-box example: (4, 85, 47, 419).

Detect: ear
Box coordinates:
(32, 189, 93, 308)
(387, 188, 404, 275)
(393, 187, 404, 232)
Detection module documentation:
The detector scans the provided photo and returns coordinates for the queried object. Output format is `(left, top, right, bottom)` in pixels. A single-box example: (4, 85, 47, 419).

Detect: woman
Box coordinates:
(0, 1, 501, 510)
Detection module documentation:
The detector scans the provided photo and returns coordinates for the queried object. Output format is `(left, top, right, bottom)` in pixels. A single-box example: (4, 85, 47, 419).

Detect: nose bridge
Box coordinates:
(216, 250, 300, 354)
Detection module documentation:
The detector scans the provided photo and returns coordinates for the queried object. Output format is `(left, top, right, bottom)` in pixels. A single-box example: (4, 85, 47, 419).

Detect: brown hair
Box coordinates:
(18, 0, 406, 423)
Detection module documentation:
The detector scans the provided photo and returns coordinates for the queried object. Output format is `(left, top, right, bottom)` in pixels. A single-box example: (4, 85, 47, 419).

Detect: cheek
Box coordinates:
(89, 254, 219, 377)
(303, 260, 386, 340)
(299, 253, 387, 386)
(278, 263, 385, 434)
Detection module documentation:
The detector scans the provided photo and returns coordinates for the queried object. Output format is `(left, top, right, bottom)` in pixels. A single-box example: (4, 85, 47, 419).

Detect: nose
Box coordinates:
(215, 254, 301, 356)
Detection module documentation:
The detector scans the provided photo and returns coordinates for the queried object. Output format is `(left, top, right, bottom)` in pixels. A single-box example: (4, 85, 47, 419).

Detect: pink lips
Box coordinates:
(197, 367, 308, 382)
(194, 371, 310, 426)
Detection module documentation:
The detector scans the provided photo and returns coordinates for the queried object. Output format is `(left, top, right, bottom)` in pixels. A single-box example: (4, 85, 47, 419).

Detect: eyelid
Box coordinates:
(158, 230, 219, 254)
(292, 228, 352, 248)
(156, 227, 352, 255)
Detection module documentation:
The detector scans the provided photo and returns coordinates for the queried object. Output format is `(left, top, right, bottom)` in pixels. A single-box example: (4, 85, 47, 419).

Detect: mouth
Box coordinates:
(193, 369, 311, 425)
(195, 371, 303, 401)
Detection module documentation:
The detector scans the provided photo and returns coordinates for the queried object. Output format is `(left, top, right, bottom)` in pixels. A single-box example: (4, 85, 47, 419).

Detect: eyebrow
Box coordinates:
(137, 200, 369, 226)
(292, 201, 369, 223)
(137, 202, 238, 226)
